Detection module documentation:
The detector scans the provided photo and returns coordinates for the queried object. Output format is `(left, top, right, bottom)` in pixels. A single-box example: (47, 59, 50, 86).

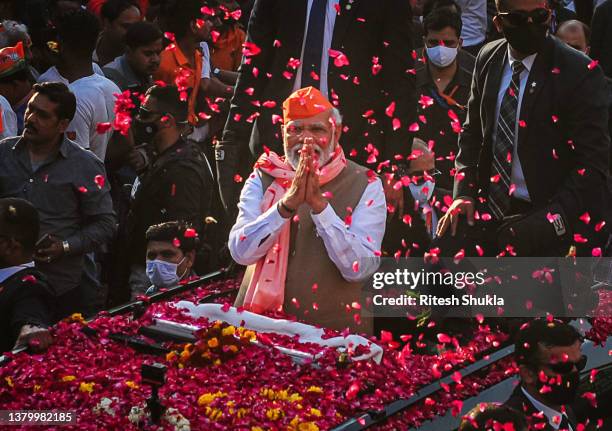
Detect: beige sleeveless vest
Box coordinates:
(235, 160, 373, 334)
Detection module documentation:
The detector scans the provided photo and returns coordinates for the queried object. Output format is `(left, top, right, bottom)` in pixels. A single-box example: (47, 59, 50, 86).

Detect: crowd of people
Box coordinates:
(0, 0, 610, 428)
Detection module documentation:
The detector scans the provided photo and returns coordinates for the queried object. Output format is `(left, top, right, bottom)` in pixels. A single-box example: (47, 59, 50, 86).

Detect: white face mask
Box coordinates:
(146, 257, 186, 288)
(426, 45, 458, 68)
(409, 180, 435, 206)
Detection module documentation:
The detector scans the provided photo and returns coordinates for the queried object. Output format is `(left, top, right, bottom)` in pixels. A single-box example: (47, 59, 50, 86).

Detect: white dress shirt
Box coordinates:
(521, 386, 574, 431)
(229, 169, 386, 282)
(493, 48, 538, 202)
(0, 95, 18, 140)
(292, 0, 339, 98)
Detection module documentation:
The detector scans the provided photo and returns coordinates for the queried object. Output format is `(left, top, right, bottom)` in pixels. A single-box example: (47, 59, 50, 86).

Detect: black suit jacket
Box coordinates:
(591, 0, 612, 79)
(216, 0, 416, 211)
(454, 36, 610, 246)
(504, 385, 580, 431)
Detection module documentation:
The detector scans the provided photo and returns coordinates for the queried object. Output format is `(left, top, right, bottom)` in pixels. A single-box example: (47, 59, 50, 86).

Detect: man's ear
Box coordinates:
(57, 118, 70, 134)
(334, 124, 342, 144)
(458, 38, 463, 50)
(492, 15, 503, 34)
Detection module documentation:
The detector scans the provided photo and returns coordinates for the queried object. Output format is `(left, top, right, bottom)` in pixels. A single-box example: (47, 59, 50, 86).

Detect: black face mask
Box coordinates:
(502, 22, 548, 55)
(535, 369, 580, 406)
(132, 118, 159, 147)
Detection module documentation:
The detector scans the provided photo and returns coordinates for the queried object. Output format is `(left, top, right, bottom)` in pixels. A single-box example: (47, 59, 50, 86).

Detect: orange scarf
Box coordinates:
(242, 146, 347, 313)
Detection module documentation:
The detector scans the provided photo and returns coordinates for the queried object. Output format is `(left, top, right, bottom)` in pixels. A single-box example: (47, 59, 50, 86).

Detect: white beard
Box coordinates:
(286, 143, 335, 169)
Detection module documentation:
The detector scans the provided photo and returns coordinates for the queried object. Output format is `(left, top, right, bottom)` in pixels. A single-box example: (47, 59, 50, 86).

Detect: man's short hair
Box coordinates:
(146, 221, 200, 253)
(101, 0, 140, 23)
(57, 9, 100, 57)
(162, 0, 202, 40)
(32, 82, 77, 122)
(514, 318, 583, 368)
(423, 0, 462, 21)
(423, 5, 463, 38)
(459, 403, 527, 431)
(124, 21, 162, 49)
(145, 85, 188, 123)
(0, 198, 39, 253)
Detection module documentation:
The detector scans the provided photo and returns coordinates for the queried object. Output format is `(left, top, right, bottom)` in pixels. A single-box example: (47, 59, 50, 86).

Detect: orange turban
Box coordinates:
(0, 42, 26, 79)
(282, 86, 334, 123)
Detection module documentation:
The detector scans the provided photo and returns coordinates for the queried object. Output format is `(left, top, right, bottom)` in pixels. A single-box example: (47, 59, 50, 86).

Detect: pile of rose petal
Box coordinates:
(587, 289, 612, 346)
(0, 277, 610, 431)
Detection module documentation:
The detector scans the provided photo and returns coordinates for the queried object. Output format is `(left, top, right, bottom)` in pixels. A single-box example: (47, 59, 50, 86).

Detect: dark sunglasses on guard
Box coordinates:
(544, 354, 588, 375)
(497, 8, 550, 26)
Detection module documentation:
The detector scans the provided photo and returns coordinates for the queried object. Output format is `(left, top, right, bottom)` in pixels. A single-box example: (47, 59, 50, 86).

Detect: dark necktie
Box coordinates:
(300, 0, 328, 88)
(488, 60, 525, 219)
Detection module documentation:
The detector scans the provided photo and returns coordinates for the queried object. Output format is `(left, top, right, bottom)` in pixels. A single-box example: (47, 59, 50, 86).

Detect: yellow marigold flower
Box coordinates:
(5, 377, 13, 387)
(68, 313, 86, 324)
(236, 408, 249, 418)
(33, 385, 41, 392)
(213, 358, 222, 366)
(298, 422, 320, 431)
(266, 408, 283, 421)
(226, 400, 235, 407)
(221, 325, 236, 337)
(251, 427, 265, 431)
(179, 350, 191, 362)
(227, 344, 239, 353)
(125, 380, 139, 389)
(306, 386, 323, 393)
(61, 375, 76, 382)
(198, 393, 216, 406)
(165, 351, 177, 361)
(79, 382, 95, 394)
(207, 337, 219, 348)
(309, 408, 322, 417)
(289, 393, 303, 403)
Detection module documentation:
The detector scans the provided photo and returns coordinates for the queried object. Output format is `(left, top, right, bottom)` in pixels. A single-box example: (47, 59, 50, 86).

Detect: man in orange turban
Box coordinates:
(228, 87, 386, 334)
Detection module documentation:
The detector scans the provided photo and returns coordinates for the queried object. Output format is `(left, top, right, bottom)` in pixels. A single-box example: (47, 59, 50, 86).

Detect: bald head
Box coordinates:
(557, 20, 590, 55)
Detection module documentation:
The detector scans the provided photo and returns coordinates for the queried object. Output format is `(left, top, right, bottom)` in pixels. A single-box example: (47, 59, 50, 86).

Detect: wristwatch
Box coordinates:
(62, 240, 70, 254)
(213, 67, 221, 77)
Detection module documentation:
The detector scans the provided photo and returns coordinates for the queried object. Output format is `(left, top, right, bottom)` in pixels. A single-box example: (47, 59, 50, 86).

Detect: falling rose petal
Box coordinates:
(581, 392, 597, 408)
(21, 274, 37, 283)
(587, 59, 599, 70)
(408, 122, 420, 132)
(453, 249, 465, 264)
(322, 191, 333, 199)
(242, 41, 262, 57)
(392, 118, 401, 130)
(508, 184, 516, 196)
(450, 400, 463, 417)
(551, 67, 561, 74)
(164, 31, 176, 42)
(352, 261, 359, 273)
(94, 175, 105, 189)
(451, 371, 462, 384)
(592, 247, 602, 257)
(273, 39, 281, 48)
(552, 149, 559, 159)
(437, 333, 452, 344)
(577, 168, 586, 176)
(419, 95, 434, 108)
(328, 49, 350, 67)
(595, 220, 606, 232)
(77, 186, 88, 193)
(573, 233, 588, 243)
(172, 237, 181, 248)
(184, 228, 197, 238)
(385, 101, 396, 117)
(96, 122, 112, 134)
(579, 212, 591, 224)
(518, 120, 527, 128)
(552, 115, 559, 123)
(402, 214, 412, 226)
(475, 245, 484, 256)
(233, 175, 243, 183)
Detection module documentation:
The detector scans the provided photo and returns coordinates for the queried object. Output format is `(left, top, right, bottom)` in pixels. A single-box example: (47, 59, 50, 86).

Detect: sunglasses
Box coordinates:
(497, 8, 550, 26)
(543, 354, 588, 375)
(137, 106, 167, 123)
